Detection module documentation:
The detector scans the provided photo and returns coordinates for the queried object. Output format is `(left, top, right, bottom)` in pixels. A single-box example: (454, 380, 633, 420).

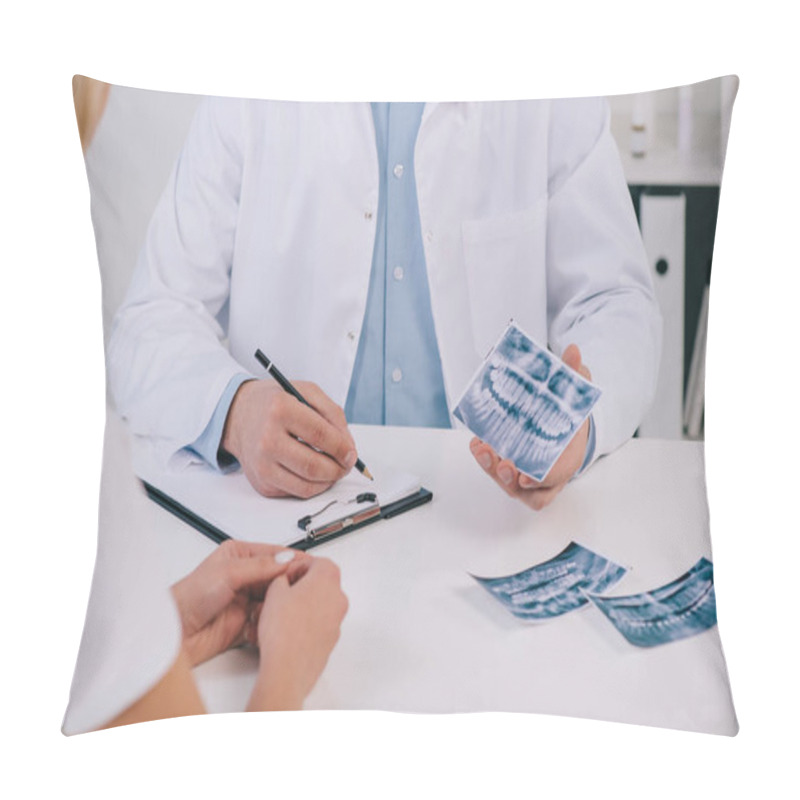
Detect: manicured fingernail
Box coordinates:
(519, 475, 535, 488)
(478, 454, 492, 470)
(345, 450, 357, 469)
(498, 467, 513, 485)
(275, 550, 295, 564)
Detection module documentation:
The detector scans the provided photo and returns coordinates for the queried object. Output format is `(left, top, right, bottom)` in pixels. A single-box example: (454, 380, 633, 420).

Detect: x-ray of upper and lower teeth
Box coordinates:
(453, 323, 602, 481)
(585, 558, 717, 648)
(472, 546, 717, 648)
(471, 542, 627, 621)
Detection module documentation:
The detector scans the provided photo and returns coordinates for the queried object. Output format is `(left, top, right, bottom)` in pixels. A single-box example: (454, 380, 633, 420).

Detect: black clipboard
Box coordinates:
(142, 480, 433, 551)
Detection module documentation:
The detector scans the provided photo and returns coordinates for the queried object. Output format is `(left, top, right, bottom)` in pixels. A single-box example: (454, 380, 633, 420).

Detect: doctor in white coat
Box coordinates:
(108, 98, 661, 510)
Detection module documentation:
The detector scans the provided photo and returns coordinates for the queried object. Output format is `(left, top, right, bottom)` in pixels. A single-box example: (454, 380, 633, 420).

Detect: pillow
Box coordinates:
(63, 76, 738, 735)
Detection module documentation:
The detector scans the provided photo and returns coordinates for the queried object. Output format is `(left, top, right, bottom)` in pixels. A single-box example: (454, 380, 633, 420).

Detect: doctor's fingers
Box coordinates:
(247, 458, 335, 499)
(294, 382, 352, 435)
(491, 457, 565, 509)
(284, 401, 357, 471)
(472, 449, 561, 510)
(470, 439, 515, 487)
(561, 344, 592, 381)
(276, 434, 353, 484)
(470, 441, 521, 497)
(470, 437, 497, 469)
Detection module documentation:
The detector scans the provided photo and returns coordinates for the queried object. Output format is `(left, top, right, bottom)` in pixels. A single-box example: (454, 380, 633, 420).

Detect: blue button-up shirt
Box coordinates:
(344, 102, 451, 427)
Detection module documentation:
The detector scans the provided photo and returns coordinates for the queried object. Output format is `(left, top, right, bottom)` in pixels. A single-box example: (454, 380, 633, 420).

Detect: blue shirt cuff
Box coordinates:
(185, 374, 252, 472)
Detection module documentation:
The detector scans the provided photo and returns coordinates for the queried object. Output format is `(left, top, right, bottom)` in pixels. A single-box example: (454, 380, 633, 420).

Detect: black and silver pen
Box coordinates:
(254, 349, 374, 481)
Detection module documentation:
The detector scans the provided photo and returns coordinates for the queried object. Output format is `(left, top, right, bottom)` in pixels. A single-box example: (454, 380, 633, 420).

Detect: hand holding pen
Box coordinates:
(254, 350, 373, 481)
(220, 352, 370, 499)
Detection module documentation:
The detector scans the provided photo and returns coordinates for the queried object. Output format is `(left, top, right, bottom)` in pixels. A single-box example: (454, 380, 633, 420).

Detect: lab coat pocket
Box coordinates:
(461, 201, 548, 357)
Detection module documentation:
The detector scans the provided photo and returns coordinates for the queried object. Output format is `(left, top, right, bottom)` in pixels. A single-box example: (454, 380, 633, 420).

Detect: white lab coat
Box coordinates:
(108, 98, 661, 465)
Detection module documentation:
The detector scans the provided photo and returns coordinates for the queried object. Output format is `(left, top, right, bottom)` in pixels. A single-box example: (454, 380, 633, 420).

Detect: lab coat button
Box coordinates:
(426, 230, 433, 242)
(391, 368, 403, 383)
(364, 211, 373, 220)
(393, 164, 404, 178)
(347, 330, 356, 341)
(393, 266, 404, 281)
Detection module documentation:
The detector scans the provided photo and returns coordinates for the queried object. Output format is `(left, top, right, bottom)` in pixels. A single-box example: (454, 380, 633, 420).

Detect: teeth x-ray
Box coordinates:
(471, 541, 627, 621)
(585, 558, 717, 648)
(453, 323, 602, 481)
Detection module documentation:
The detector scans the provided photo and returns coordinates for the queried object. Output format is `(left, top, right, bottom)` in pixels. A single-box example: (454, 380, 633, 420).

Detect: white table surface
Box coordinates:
(104, 416, 737, 735)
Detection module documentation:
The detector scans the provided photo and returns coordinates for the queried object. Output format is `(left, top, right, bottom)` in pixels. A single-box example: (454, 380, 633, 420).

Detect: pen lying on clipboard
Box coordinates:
(254, 349, 374, 481)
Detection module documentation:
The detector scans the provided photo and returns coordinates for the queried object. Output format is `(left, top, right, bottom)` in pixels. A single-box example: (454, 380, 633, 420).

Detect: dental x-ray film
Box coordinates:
(471, 541, 627, 621)
(453, 323, 602, 481)
(585, 557, 717, 647)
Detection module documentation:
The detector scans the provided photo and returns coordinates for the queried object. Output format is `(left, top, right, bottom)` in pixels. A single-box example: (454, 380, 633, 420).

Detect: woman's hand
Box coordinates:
(248, 557, 349, 711)
(171, 540, 310, 667)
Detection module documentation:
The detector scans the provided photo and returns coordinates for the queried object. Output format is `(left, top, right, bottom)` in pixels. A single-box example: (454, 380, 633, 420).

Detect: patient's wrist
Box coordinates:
(247, 666, 304, 712)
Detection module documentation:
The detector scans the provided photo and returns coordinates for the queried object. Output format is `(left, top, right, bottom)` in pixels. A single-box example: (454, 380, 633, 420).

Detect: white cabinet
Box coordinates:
(637, 194, 686, 439)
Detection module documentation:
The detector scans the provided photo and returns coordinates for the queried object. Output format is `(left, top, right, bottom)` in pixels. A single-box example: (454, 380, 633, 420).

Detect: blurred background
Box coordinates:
(607, 76, 737, 442)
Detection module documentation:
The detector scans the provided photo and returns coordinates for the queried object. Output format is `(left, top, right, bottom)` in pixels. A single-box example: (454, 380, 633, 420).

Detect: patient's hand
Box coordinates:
(469, 344, 592, 511)
(171, 540, 310, 667)
(221, 379, 358, 499)
(248, 556, 348, 711)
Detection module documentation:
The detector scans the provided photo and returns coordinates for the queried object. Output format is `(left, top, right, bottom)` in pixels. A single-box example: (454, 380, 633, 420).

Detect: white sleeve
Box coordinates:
(107, 96, 252, 461)
(62, 416, 184, 735)
(545, 97, 662, 462)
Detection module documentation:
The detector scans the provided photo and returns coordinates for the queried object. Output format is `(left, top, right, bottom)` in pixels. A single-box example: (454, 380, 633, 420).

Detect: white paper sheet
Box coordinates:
(132, 436, 420, 545)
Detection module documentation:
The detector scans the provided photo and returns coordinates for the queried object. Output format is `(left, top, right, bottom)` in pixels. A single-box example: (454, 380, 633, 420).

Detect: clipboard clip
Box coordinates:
(298, 492, 380, 542)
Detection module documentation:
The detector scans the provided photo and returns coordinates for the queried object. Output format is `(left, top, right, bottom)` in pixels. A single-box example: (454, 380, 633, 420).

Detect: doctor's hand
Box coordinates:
(221, 379, 358, 499)
(248, 556, 348, 711)
(171, 540, 311, 667)
(469, 344, 592, 512)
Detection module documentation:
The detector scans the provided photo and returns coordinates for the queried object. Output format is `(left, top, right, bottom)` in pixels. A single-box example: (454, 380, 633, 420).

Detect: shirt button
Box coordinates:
(393, 266, 405, 281)
(391, 368, 403, 383)
(393, 164, 404, 179)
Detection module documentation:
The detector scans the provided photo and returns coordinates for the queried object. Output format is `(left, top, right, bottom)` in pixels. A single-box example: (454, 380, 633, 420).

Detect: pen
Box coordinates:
(254, 349, 374, 481)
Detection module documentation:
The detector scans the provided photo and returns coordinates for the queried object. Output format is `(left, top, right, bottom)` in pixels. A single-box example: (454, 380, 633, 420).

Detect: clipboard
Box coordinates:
(133, 437, 432, 550)
(142, 480, 433, 550)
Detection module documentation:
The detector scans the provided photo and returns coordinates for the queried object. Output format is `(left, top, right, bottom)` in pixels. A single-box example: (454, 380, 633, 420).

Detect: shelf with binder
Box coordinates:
(628, 184, 719, 440)
(607, 79, 734, 439)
